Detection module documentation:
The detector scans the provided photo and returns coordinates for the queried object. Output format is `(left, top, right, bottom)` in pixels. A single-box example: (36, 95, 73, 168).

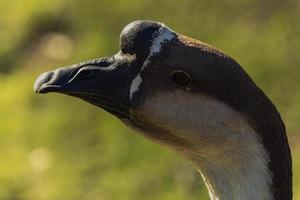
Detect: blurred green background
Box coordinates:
(0, 0, 299, 199)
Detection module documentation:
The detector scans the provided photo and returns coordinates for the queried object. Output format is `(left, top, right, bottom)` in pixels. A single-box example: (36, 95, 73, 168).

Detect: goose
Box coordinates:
(34, 20, 292, 200)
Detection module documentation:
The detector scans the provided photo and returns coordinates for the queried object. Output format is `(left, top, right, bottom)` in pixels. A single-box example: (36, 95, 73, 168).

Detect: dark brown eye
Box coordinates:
(170, 70, 192, 87)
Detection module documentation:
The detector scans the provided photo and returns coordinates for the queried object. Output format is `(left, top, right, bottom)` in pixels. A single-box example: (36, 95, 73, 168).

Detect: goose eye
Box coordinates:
(170, 70, 192, 87)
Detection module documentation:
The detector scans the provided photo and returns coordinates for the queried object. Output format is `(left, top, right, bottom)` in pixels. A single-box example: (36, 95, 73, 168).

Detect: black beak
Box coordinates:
(34, 56, 136, 118)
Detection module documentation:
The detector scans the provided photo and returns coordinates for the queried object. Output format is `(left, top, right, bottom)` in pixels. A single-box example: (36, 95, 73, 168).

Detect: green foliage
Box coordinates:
(0, 0, 299, 199)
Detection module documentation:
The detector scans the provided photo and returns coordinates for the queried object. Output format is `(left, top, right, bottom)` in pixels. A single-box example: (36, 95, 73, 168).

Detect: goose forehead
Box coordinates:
(148, 23, 175, 56)
(129, 24, 176, 100)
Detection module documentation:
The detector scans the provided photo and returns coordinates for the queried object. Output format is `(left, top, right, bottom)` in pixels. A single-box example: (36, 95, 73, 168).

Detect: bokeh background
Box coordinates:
(0, 0, 299, 199)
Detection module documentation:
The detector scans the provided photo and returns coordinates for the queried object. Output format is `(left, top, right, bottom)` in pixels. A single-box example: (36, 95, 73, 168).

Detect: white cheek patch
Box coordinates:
(129, 74, 142, 99)
(129, 23, 175, 100)
(149, 24, 175, 56)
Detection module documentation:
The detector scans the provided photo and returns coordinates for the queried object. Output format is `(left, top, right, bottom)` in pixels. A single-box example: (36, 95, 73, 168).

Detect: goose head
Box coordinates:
(34, 20, 292, 200)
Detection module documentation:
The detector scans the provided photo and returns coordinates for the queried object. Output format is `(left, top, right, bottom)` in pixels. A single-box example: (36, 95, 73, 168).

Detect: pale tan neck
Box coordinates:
(131, 91, 274, 200)
(193, 137, 273, 200)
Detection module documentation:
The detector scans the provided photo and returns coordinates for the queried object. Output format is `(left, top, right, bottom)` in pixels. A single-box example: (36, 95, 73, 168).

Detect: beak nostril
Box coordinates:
(75, 70, 93, 81)
(44, 72, 54, 83)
